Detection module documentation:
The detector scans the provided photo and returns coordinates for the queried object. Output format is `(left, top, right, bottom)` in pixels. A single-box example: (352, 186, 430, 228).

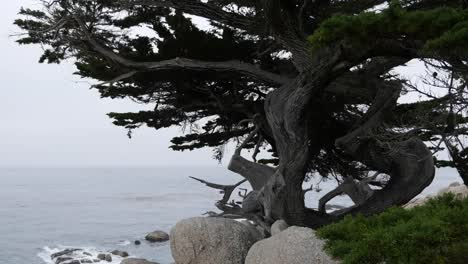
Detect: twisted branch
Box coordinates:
(73, 16, 290, 86)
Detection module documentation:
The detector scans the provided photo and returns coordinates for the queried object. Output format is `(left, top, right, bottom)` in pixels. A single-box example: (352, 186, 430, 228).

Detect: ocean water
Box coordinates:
(0, 167, 462, 264)
(0, 167, 244, 264)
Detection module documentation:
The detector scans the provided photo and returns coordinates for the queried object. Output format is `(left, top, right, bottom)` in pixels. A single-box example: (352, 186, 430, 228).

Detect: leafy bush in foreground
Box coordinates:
(317, 194, 468, 264)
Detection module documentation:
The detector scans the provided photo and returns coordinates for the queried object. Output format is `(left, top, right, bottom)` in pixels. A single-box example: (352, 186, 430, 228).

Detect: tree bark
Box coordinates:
(228, 154, 275, 191)
(334, 82, 435, 216)
(445, 140, 468, 186)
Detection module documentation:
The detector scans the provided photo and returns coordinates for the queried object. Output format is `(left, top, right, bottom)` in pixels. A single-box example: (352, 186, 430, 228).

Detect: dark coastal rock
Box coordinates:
(55, 256, 73, 264)
(111, 249, 129, 257)
(170, 217, 263, 264)
(97, 253, 106, 260)
(240, 220, 266, 239)
(80, 260, 93, 263)
(134, 240, 141, 245)
(51, 249, 81, 259)
(145, 230, 170, 242)
(121, 258, 160, 264)
(105, 254, 112, 262)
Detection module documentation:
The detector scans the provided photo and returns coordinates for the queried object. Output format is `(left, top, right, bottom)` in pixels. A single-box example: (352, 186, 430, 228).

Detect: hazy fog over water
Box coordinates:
(0, 0, 218, 168)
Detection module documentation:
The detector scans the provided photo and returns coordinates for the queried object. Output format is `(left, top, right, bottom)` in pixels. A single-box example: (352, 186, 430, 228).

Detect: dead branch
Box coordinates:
(189, 176, 247, 205)
(92, 70, 138, 87)
(252, 135, 263, 162)
(318, 176, 374, 213)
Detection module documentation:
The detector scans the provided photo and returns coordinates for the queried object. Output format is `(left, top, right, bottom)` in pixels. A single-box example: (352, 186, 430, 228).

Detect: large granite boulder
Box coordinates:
(145, 230, 170, 242)
(240, 220, 267, 239)
(245, 226, 339, 264)
(170, 217, 263, 264)
(437, 182, 468, 198)
(121, 258, 160, 264)
(404, 182, 468, 209)
(270, 219, 289, 236)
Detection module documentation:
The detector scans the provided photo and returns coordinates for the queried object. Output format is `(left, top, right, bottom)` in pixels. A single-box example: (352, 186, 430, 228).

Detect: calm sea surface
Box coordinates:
(0, 167, 461, 264)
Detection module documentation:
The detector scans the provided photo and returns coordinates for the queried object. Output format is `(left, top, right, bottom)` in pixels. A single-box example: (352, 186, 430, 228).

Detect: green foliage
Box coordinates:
(317, 194, 468, 264)
(308, 2, 468, 56)
(13, 1, 277, 154)
(13, 0, 468, 169)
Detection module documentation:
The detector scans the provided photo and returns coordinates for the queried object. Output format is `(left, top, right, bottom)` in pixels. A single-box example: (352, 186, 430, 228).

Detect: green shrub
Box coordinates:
(307, 3, 468, 56)
(317, 194, 468, 264)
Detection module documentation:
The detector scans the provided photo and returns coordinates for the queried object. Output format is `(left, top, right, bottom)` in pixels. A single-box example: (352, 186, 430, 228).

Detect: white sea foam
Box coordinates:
(38, 245, 126, 264)
(117, 240, 131, 246)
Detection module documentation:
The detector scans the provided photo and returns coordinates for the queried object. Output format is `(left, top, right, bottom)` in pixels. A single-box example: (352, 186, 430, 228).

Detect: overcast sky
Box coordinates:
(0, 1, 448, 169)
(0, 0, 220, 168)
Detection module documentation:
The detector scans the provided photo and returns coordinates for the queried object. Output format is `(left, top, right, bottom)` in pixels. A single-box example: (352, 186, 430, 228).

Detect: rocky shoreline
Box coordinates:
(49, 248, 160, 264)
(46, 229, 170, 264)
(46, 182, 467, 264)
